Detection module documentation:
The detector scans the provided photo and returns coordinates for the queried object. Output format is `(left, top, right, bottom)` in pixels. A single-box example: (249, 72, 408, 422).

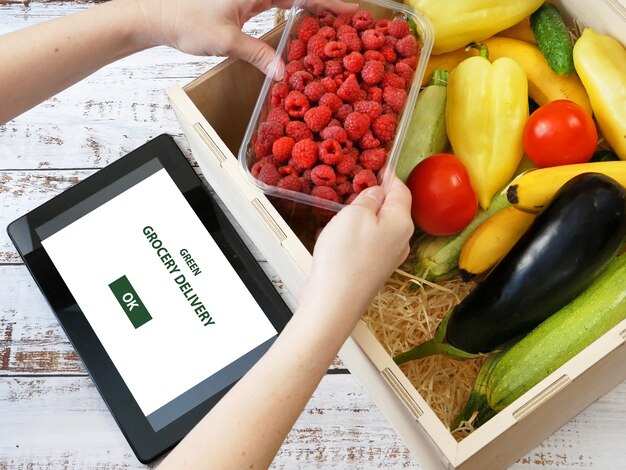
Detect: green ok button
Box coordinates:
(109, 275, 152, 329)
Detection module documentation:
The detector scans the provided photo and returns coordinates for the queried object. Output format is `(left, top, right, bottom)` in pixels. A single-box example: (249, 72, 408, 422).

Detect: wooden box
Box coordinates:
(166, 2, 626, 468)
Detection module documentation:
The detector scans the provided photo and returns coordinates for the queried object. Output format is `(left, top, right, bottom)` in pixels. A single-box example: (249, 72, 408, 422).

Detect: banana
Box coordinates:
(483, 37, 592, 114)
(507, 161, 626, 212)
(459, 206, 536, 281)
(421, 37, 592, 114)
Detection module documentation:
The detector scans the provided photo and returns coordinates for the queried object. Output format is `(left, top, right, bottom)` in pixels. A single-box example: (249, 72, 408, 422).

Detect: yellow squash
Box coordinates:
(446, 45, 528, 210)
(404, 0, 543, 55)
(573, 28, 626, 160)
(459, 206, 536, 280)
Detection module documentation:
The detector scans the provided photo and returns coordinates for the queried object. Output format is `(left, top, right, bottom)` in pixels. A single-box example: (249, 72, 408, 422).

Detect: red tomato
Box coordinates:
(406, 154, 478, 236)
(523, 100, 598, 168)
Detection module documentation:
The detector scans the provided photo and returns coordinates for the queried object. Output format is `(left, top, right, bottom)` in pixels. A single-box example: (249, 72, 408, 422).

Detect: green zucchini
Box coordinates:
(530, 3, 574, 75)
(457, 252, 626, 427)
(395, 68, 449, 183)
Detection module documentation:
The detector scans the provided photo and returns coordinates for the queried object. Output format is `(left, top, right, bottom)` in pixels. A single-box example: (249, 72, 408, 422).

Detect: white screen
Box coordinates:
(42, 168, 277, 427)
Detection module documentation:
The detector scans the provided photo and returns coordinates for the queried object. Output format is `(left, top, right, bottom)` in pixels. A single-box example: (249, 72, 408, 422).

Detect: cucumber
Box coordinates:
(395, 68, 449, 182)
(397, 173, 626, 363)
(530, 3, 574, 75)
(459, 251, 626, 427)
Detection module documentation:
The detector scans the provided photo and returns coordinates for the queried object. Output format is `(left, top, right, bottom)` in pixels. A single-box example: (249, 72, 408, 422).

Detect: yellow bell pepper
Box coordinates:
(446, 45, 529, 210)
(573, 28, 626, 160)
(404, 0, 543, 55)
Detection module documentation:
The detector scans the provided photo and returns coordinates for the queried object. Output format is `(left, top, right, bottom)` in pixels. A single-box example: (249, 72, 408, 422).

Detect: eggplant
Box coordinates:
(394, 173, 626, 363)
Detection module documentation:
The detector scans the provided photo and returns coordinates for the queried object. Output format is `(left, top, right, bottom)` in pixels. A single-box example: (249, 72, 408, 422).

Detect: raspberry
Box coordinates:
(288, 39, 306, 62)
(277, 174, 303, 192)
(334, 13, 353, 29)
(251, 157, 270, 177)
(286, 120, 313, 141)
(307, 34, 328, 59)
(334, 103, 353, 123)
(266, 107, 290, 127)
(344, 193, 359, 204)
(336, 181, 354, 197)
(354, 100, 383, 120)
(383, 86, 407, 112)
(318, 139, 343, 165)
(353, 169, 377, 193)
(285, 91, 310, 119)
(318, 93, 343, 113)
(361, 29, 385, 50)
(382, 72, 405, 90)
(278, 164, 298, 177)
(311, 164, 336, 186)
(396, 34, 418, 58)
(258, 163, 281, 186)
(324, 41, 348, 58)
(352, 10, 374, 31)
(339, 32, 362, 52)
(304, 81, 326, 103)
(358, 131, 381, 150)
(385, 35, 398, 47)
(301, 167, 312, 181)
(284, 60, 305, 81)
(400, 56, 418, 70)
(350, 163, 364, 178)
(343, 52, 365, 73)
(361, 60, 385, 85)
(254, 140, 269, 159)
(395, 62, 415, 83)
(292, 138, 318, 169)
(337, 24, 357, 36)
(289, 70, 314, 92)
(317, 10, 335, 27)
(384, 62, 396, 73)
(388, 19, 410, 39)
(360, 147, 387, 171)
(364, 50, 385, 63)
(382, 103, 395, 115)
(320, 76, 338, 93)
(375, 19, 390, 35)
(304, 105, 332, 132)
(324, 60, 343, 78)
(336, 155, 357, 175)
(256, 121, 284, 156)
(272, 136, 295, 163)
(303, 54, 324, 77)
(270, 82, 289, 107)
(300, 177, 313, 194)
(328, 118, 342, 128)
(320, 125, 348, 144)
(298, 16, 320, 42)
(380, 45, 397, 64)
(318, 25, 336, 40)
(367, 86, 383, 103)
(344, 112, 371, 141)
(311, 185, 339, 202)
(372, 114, 397, 143)
(336, 73, 361, 102)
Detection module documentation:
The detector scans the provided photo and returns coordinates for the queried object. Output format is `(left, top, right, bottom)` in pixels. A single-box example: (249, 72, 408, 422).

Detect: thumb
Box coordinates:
(226, 28, 285, 80)
(349, 186, 386, 214)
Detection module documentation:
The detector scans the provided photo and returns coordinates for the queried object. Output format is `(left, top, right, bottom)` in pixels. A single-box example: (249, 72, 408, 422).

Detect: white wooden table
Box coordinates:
(2, 3, 626, 469)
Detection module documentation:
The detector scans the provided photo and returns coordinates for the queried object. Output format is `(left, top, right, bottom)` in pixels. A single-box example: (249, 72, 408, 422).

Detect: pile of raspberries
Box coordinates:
(250, 9, 418, 205)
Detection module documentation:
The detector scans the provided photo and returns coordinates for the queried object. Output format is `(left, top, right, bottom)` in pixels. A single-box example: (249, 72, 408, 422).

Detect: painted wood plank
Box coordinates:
(1, 375, 625, 469)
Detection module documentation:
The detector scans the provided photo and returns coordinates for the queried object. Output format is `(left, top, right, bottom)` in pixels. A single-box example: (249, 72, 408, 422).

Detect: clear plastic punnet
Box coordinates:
(238, 0, 434, 212)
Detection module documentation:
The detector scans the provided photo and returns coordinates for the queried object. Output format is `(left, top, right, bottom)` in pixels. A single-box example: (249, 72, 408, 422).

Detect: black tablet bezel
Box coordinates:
(7, 134, 293, 463)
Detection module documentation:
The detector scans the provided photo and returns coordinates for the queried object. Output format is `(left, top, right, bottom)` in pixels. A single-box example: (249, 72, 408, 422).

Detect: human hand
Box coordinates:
(130, 0, 358, 78)
(300, 176, 414, 325)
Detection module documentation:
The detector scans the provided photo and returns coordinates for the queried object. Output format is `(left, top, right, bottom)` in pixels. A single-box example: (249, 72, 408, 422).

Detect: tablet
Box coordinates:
(7, 134, 293, 463)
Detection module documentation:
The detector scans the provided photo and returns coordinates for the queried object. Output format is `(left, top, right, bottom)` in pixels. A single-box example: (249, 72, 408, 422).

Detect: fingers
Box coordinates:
(224, 27, 284, 80)
(378, 175, 414, 236)
(349, 185, 386, 214)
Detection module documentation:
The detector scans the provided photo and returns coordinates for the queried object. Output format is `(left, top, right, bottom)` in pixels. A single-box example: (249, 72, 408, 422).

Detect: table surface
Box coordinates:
(2, 3, 626, 469)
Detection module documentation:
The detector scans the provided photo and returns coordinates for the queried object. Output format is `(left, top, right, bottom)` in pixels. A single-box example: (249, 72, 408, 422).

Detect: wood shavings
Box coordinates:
(363, 261, 484, 439)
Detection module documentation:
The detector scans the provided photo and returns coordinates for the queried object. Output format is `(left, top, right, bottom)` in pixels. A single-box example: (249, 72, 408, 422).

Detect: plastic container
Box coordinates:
(238, 0, 434, 212)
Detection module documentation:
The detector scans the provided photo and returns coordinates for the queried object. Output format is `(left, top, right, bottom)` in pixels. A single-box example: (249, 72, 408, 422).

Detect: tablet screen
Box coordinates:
(40, 161, 278, 432)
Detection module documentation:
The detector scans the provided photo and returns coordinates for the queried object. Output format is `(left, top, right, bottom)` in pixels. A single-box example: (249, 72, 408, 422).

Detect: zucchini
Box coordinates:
(457, 251, 626, 427)
(530, 3, 574, 75)
(396, 173, 626, 363)
(396, 68, 449, 183)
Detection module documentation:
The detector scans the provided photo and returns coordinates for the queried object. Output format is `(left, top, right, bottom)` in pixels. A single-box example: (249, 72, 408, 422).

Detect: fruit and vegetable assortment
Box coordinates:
(250, 10, 420, 205)
(391, 0, 626, 432)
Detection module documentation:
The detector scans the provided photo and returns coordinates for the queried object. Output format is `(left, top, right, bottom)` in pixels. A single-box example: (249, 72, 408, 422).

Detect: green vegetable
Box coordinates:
(456, 251, 626, 427)
(530, 2, 574, 75)
(396, 68, 449, 182)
